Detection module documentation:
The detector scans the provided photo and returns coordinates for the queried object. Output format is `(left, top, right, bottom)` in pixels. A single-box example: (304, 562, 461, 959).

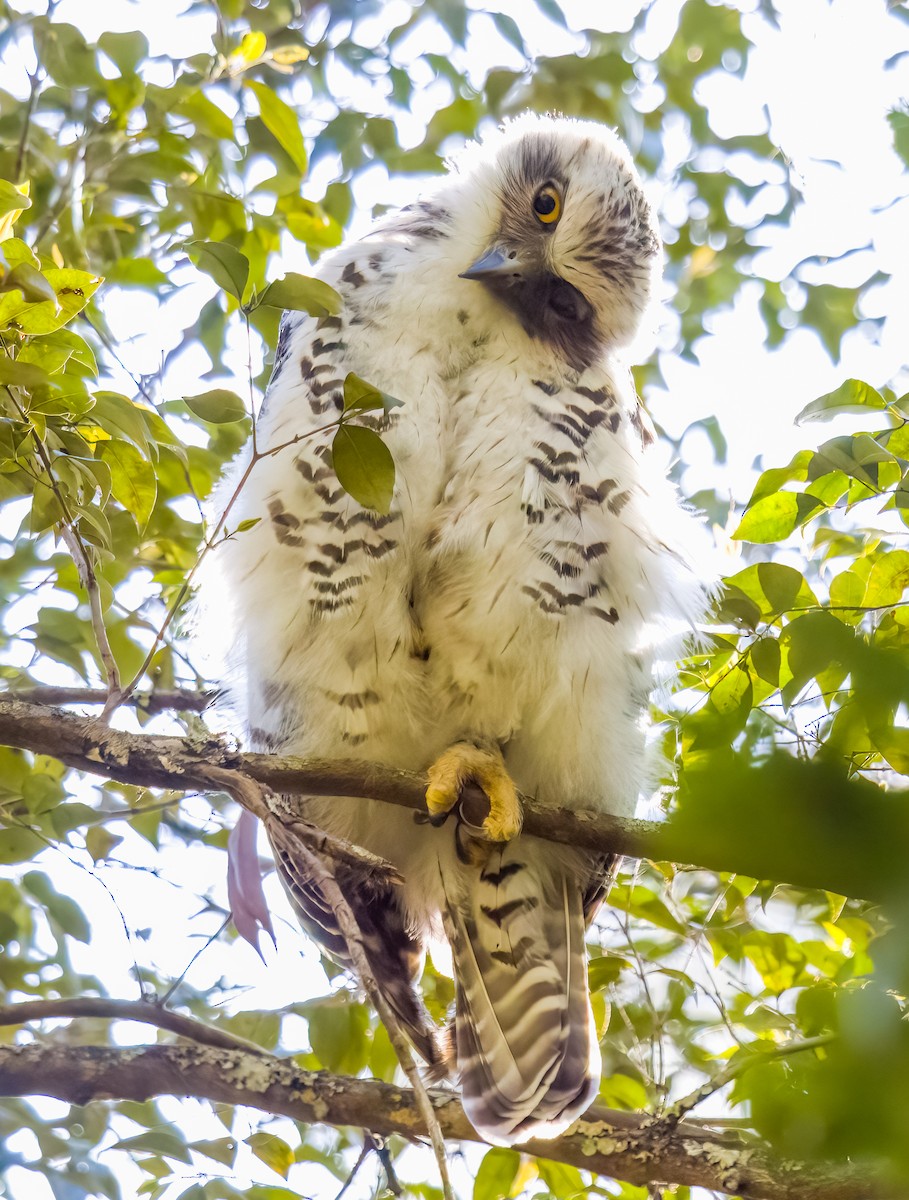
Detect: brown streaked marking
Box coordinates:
(341, 261, 366, 288)
(480, 896, 538, 926)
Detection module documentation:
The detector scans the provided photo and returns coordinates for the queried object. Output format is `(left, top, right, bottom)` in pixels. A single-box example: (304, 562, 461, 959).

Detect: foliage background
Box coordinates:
(0, 0, 908, 1197)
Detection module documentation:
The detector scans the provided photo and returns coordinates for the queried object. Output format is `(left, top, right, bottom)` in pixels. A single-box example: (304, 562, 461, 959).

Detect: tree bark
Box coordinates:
(0, 1043, 889, 1200)
(0, 696, 890, 899)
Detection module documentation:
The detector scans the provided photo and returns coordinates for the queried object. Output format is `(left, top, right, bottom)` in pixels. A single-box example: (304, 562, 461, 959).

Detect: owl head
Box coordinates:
(449, 114, 661, 368)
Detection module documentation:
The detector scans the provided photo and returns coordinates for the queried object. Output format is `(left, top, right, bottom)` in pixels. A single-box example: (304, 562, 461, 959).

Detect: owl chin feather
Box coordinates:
(207, 112, 713, 1147)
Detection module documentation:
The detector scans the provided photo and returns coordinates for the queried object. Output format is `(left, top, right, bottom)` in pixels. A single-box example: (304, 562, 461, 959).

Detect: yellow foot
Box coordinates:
(425, 742, 522, 842)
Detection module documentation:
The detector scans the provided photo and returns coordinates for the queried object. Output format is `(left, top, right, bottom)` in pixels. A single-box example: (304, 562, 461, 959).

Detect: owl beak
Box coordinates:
(459, 246, 527, 282)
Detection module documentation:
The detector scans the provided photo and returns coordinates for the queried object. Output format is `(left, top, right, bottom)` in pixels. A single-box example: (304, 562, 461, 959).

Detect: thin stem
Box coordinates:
(4, 387, 122, 706)
(159, 915, 232, 1006)
(292, 839, 454, 1200)
(664, 1034, 835, 1123)
(111, 413, 344, 717)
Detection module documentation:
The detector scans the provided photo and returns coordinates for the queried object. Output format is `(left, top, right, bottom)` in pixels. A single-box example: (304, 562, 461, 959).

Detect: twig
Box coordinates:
(663, 1035, 836, 1123)
(0, 997, 268, 1056)
(2, 687, 216, 713)
(14, 71, 41, 181)
(3, 388, 122, 707)
(110, 412, 349, 719)
(289, 839, 454, 1200)
(332, 1133, 375, 1200)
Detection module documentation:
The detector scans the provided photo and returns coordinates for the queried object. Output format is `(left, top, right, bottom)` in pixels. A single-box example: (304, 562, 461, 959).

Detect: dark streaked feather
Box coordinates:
(272, 836, 447, 1074)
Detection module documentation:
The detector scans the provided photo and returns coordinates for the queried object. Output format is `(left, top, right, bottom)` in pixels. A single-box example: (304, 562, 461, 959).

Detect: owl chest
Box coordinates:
(402, 378, 645, 635)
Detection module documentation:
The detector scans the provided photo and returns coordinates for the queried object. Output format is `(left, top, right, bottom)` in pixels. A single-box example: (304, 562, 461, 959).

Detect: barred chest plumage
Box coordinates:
(241, 232, 680, 814)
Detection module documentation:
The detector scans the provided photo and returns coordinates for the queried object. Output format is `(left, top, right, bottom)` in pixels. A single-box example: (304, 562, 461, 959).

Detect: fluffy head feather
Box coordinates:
(440, 114, 661, 366)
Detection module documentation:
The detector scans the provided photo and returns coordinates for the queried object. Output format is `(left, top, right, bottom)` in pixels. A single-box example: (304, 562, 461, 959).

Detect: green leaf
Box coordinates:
(112, 1129, 193, 1164)
(0, 828, 44, 864)
(18, 327, 98, 376)
(751, 637, 781, 686)
(782, 612, 856, 707)
(865, 550, 909, 606)
(0, 268, 102, 334)
(218, 1009, 280, 1050)
(276, 196, 343, 250)
(829, 569, 866, 612)
(246, 80, 308, 175)
(183, 240, 249, 303)
(472, 1147, 520, 1200)
(331, 424, 395, 513)
(343, 372, 402, 415)
(89, 392, 151, 454)
(734, 492, 824, 543)
(588, 953, 629, 990)
(84, 825, 122, 862)
(0, 262, 57, 305)
(0, 356, 53, 388)
(235, 517, 261, 532)
(536, 1159, 587, 1199)
(98, 439, 157, 531)
(184, 388, 247, 424)
(23, 871, 90, 941)
(710, 661, 753, 719)
(174, 91, 235, 141)
(0, 237, 39, 270)
(245, 1132, 294, 1180)
(307, 1000, 369, 1074)
(796, 378, 886, 424)
(257, 273, 342, 316)
(890, 105, 909, 168)
(99, 30, 148, 75)
(189, 1137, 238, 1168)
(491, 11, 526, 55)
(0, 179, 32, 218)
(871, 725, 909, 775)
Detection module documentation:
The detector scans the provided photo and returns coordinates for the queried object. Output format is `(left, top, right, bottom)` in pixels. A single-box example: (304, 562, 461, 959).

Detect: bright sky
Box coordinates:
(2, 1, 909, 1198)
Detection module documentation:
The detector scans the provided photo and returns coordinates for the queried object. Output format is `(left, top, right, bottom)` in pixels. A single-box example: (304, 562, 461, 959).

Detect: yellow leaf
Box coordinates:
(0, 180, 30, 242)
(271, 44, 309, 65)
(235, 31, 266, 64)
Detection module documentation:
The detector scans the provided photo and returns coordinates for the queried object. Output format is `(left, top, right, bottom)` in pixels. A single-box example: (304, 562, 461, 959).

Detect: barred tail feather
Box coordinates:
(444, 844, 600, 1146)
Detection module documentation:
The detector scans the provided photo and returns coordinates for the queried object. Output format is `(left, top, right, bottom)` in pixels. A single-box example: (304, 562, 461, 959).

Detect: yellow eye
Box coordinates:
(532, 184, 561, 225)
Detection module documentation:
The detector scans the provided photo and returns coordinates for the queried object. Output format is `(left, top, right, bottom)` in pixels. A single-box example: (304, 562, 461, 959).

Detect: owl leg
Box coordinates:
(425, 741, 522, 842)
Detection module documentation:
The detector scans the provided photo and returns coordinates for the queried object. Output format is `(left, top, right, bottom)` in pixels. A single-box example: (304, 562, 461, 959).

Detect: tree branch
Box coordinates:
(0, 696, 890, 901)
(0, 997, 267, 1056)
(0, 1043, 890, 1200)
(3, 687, 216, 713)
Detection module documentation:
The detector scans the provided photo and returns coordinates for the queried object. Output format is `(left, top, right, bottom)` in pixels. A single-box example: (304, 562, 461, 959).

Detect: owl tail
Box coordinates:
(443, 841, 600, 1146)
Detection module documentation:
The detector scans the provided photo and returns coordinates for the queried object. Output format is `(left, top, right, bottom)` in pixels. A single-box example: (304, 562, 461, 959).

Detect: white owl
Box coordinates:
(212, 114, 709, 1146)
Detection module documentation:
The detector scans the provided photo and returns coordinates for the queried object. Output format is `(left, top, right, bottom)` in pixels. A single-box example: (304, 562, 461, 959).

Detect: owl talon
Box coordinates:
(425, 742, 522, 843)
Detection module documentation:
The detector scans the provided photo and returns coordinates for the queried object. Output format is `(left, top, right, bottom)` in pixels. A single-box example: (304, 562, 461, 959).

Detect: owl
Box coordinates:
(213, 114, 708, 1146)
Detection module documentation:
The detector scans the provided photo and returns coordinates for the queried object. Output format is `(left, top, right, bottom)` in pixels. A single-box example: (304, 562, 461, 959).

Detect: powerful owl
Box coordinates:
(214, 114, 708, 1146)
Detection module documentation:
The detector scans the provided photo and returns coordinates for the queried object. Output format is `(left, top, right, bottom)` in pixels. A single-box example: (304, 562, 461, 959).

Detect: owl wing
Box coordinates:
(226, 289, 446, 1075)
(272, 826, 445, 1072)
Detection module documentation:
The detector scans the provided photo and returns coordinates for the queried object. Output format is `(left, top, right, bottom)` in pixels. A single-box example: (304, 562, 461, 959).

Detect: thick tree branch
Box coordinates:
(0, 1042, 889, 1200)
(0, 697, 891, 900)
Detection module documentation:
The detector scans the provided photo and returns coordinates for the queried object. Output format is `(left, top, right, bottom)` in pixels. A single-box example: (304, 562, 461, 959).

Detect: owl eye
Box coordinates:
(532, 184, 561, 225)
